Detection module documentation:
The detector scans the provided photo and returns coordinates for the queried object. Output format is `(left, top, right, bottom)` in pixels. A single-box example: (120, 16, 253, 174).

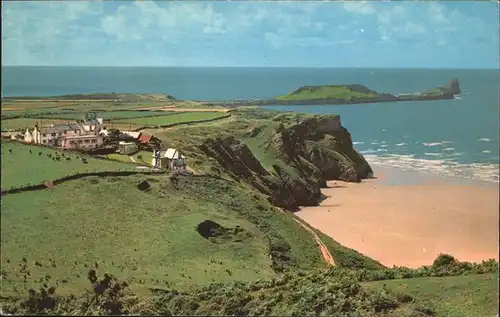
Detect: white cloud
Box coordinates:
(343, 1, 375, 15)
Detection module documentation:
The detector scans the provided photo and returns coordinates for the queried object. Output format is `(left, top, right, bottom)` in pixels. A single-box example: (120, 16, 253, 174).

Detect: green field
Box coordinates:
(275, 85, 378, 101)
(0, 175, 325, 297)
(34, 110, 174, 120)
(1, 142, 134, 189)
(364, 273, 499, 317)
(105, 151, 153, 165)
(0, 118, 68, 131)
(115, 112, 228, 127)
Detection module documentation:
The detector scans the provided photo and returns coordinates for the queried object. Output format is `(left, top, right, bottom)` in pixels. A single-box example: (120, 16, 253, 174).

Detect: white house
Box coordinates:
(152, 148, 186, 170)
(81, 118, 104, 134)
(23, 119, 104, 149)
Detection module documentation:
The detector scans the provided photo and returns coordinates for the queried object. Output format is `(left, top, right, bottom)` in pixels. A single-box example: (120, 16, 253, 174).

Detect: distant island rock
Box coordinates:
(205, 78, 462, 107)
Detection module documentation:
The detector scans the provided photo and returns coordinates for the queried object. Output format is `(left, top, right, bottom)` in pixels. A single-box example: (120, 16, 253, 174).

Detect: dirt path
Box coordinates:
(293, 217, 335, 266)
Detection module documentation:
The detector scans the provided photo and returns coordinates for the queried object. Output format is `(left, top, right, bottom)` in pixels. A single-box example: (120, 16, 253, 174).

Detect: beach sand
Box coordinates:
(296, 167, 499, 268)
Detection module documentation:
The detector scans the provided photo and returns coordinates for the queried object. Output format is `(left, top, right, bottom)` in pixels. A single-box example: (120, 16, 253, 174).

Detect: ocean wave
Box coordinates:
(377, 149, 387, 152)
(360, 149, 378, 154)
(482, 150, 492, 154)
(395, 143, 406, 147)
(422, 142, 443, 147)
(364, 154, 500, 184)
(353, 141, 364, 145)
(380, 144, 388, 148)
(443, 147, 455, 151)
(424, 152, 442, 156)
(371, 142, 379, 145)
(478, 138, 491, 142)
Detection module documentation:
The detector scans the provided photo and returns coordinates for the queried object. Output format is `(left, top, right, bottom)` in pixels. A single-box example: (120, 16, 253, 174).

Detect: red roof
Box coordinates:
(138, 134, 153, 143)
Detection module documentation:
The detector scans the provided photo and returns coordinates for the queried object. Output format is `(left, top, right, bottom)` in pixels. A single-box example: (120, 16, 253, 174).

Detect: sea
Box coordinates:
(2, 67, 499, 184)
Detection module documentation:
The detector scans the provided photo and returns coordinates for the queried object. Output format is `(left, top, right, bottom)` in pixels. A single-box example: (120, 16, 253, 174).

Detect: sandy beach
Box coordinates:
(296, 168, 499, 268)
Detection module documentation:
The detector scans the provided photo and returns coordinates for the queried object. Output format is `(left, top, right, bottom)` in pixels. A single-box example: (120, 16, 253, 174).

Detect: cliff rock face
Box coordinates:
(199, 116, 372, 211)
(271, 116, 372, 182)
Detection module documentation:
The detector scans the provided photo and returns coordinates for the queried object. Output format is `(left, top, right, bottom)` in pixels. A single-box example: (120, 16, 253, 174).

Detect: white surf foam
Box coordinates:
(482, 150, 492, 154)
(364, 154, 500, 184)
(395, 143, 406, 147)
(443, 147, 455, 151)
(478, 138, 491, 142)
(422, 142, 443, 147)
(424, 152, 442, 156)
(353, 141, 364, 145)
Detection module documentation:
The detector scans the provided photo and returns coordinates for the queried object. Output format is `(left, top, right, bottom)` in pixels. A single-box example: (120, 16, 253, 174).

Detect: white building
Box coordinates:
(152, 148, 186, 170)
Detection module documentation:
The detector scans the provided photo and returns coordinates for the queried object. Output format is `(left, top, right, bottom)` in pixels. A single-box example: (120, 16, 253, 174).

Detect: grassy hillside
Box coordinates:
(364, 273, 498, 317)
(1, 142, 133, 190)
(0, 174, 329, 298)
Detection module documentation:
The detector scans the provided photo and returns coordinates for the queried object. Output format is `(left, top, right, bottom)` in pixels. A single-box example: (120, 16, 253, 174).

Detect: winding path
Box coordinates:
(293, 217, 335, 266)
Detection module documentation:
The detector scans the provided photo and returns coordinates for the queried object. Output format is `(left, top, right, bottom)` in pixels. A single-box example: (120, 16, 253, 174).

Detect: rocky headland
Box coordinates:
(201, 79, 461, 107)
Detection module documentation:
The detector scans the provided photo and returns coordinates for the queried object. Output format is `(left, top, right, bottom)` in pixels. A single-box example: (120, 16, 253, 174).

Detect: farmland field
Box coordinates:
(0, 118, 69, 131)
(33, 110, 175, 120)
(114, 112, 229, 127)
(0, 141, 134, 189)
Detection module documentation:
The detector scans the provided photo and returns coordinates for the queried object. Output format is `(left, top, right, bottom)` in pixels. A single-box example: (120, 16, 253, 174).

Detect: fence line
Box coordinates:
(131, 114, 232, 131)
(1, 169, 163, 196)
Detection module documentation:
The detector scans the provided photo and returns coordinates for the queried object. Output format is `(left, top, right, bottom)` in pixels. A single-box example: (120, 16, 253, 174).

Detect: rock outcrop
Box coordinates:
(199, 115, 372, 211)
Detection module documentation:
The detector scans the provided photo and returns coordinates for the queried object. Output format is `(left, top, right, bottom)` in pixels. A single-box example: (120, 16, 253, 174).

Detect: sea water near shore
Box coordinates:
(2, 67, 499, 184)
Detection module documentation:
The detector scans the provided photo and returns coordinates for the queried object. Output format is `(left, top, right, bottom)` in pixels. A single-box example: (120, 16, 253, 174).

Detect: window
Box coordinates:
(74, 130, 77, 134)
(43, 134, 47, 137)
(78, 140, 83, 144)
(51, 133, 56, 137)
(42, 140, 47, 144)
(91, 139, 96, 143)
(84, 139, 90, 143)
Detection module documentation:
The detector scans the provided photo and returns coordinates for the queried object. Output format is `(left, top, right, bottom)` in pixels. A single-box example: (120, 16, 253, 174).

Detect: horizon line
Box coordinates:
(2, 65, 498, 70)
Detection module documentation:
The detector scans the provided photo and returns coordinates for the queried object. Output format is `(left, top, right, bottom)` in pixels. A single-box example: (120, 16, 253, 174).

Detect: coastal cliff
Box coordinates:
(198, 111, 372, 211)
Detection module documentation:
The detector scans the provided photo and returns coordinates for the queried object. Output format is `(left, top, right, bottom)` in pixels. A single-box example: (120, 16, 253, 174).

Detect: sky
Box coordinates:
(2, 1, 499, 68)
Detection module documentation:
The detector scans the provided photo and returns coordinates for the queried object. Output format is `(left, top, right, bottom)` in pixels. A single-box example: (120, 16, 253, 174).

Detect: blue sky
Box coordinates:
(2, 1, 499, 68)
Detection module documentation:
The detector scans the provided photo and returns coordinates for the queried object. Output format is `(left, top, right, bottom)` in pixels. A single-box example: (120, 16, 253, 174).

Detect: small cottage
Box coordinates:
(118, 141, 138, 155)
(152, 148, 186, 171)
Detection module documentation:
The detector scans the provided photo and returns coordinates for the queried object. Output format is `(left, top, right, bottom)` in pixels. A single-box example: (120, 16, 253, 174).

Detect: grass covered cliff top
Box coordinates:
(275, 84, 378, 101)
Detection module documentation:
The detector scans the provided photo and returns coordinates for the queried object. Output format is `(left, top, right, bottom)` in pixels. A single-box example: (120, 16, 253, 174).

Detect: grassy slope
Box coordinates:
(275, 85, 378, 101)
(364, 273, 499, 317)
(0, 142, 133, 189)
(0, 174, 326, 298)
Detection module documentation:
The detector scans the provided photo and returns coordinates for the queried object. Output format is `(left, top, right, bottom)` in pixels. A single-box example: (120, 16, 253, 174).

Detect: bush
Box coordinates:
(432, 254, 457, 268)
